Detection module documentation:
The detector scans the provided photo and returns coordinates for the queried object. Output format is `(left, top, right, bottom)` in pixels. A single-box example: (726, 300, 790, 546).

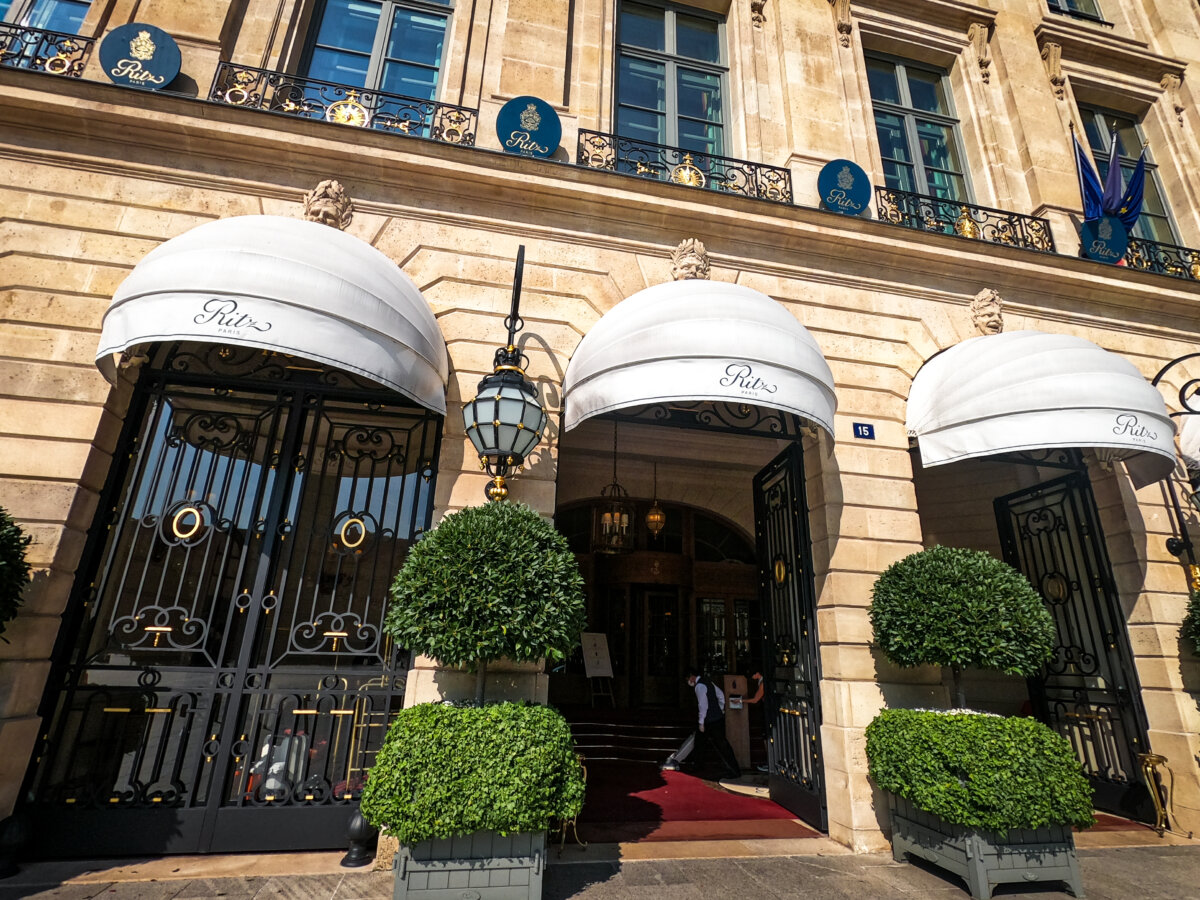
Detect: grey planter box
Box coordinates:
(391, 830, 545, 900)
(887, 794, 1084, 899)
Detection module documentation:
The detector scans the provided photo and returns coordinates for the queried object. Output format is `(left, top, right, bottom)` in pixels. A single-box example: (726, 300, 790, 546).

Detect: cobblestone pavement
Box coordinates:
(3, 844, 1199, 900)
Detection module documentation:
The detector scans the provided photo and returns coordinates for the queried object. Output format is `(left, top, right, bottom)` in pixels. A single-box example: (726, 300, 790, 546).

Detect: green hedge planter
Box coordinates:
(887, 794, 1084, 900)
(361, 703, 584, 900)
(867, 710, 1093, 899)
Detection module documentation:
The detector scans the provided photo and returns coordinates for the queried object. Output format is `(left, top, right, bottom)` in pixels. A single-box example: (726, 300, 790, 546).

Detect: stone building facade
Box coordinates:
(1, 0, 1200, 856)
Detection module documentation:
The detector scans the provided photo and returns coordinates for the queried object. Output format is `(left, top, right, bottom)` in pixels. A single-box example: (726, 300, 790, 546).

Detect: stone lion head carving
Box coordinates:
(302, 179, 354, 230)
(970, 288, 1004, 335)
(670, 238, 710, 281)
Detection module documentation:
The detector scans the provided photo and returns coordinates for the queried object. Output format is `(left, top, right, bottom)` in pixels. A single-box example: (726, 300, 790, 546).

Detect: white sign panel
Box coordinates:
(580, 632, 613, 679)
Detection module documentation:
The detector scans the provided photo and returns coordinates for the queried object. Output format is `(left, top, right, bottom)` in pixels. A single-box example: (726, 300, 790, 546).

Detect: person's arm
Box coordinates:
(715, 684, 725, 713)
(695, 681, 707, 730)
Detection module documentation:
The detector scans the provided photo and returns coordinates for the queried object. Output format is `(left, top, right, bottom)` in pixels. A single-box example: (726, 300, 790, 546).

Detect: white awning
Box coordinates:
(907, 330, 1176, 488)
(562, 280, 837, 434)
(97, 215, 449, 414)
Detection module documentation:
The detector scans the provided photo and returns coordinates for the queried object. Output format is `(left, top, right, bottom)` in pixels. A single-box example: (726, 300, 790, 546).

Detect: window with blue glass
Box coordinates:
(616, 1, 726, 157)
(303, 0, 450, 101)
(2, 0, 90, 32)
(1047, 0, 1106, 23)
(1079, 105, 1177, 244)
(866, 55, 969, 202)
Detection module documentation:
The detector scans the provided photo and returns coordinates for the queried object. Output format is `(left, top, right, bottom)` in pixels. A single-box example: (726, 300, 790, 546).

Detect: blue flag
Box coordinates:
(1117, 147, 1147, 230)
(1072, 132, 1103, 221)
(1101, 131, 1125, 215)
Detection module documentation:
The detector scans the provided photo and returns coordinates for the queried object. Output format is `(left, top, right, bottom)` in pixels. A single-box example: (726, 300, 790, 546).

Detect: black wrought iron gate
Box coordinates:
(753, 444, 826, 830)
(25, 345, 441, 856)
(994, 471, 1154, 822)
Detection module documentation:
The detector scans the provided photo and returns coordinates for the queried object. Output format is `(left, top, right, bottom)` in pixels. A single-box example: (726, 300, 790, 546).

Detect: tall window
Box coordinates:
(303, 0, 450, 101)
(1047, 0, 1105, 23)
(616, 1, 726, 157)
(2, 0, 90, 32)
(1079, 105, 1177, 244)
(867, 55, 968, 201)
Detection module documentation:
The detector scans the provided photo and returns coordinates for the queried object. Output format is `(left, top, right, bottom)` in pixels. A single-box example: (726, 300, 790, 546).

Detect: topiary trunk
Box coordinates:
(951, 665, 965, 709)
(475, 660, 487, 705)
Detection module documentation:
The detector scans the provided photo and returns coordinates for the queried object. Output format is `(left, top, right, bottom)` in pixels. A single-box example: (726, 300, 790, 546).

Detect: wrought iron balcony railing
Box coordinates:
(0, 23, 92, 77)
(875, 187, 1056, 253)
(208, 62, 477, 146)
(1127, 237, 1200, 282)
(576, 129, 792, 204)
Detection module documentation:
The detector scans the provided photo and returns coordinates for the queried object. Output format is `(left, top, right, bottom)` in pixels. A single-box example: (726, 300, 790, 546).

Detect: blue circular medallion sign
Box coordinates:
(496, 96, 562, 158)
(817, 159, 871, 216)
(99, 23, 181, 90)
(1080, 215, 1128, 265)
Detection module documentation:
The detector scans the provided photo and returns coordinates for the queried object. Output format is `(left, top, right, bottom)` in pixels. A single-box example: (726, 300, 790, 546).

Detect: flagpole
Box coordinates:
(1070, 121, 1088, 216)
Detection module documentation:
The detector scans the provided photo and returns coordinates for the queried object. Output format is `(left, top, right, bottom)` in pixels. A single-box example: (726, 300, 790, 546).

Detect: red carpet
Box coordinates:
(576, 761, 820, 843)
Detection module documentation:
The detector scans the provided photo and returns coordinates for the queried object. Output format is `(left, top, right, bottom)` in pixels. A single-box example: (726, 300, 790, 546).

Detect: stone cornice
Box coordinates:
(1035, 19, 1187, 84)
(853, 0, 995, 34)
(852, 0, 995, 62)
(0, 67, 1197, 333)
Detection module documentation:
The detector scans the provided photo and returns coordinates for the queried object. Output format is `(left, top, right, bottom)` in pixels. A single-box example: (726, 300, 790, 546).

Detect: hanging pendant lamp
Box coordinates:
(592, 420, 634, 554)
(645, 462, 666, 539)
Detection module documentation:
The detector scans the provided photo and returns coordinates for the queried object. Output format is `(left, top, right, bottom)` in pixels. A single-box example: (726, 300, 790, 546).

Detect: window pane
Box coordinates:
(620, 2, 665, 52)
(866, 59, 900, 105)
(916, 120, 961, 172)
(308, 47, 371, 86)
(0, 1, 12, 19)
(617, 105, 665, 144)
(677, 68, 721, 123)
(23, 0, 90, 32)
(925, 169, 966, 202)
(906, 68, 949, 115)
(874, 112, 911, 164)
(1135, 213, 1174, 244)
(1082, 112, 1107, 153)
(678, 117, 722, 157)
(676, 14, 719, 63)
(1066, 0, 1101, 16)
(882, 160, 914, 193)
(1137, 170, 1168, 217)
(380, 60, 439, 99)
(387, 10, 446, 69)
(314, 0, 381, 52)
(618, 55, 665, 111)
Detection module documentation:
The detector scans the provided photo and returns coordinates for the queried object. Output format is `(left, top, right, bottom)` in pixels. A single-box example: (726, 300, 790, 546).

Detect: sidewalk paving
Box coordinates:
(3, 838, 1199, 900)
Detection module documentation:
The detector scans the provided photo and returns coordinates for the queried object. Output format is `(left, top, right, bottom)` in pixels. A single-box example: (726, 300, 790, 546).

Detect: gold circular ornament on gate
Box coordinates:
(774, 559, 788, 585)
(339, 517, 367, 550)
(326, 91, 369, 127)
(670, 154, 706, 188)
(171, 506, 204, 540)
(1042, 572, 1070, 603)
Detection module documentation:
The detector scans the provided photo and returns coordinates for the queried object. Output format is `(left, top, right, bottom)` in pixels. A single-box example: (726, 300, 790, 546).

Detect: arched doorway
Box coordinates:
(24, 343, 442, 855)
(551, 499, 759, 710)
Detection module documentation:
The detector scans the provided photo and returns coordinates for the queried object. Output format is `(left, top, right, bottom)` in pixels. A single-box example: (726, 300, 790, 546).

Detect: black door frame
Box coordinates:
(995, 469, 1154, 822)
(21, 343, 442, 856)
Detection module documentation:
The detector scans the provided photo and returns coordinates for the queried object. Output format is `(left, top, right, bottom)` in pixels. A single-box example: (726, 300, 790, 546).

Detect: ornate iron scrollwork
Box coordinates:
(875, 186, 1056, 253)
(1127, 237, 1200, 282)
(576, 129, 793, 204)
(208, 62, 477, 147)
(608, 400, 805, 438)
(0, 23, 92, 77)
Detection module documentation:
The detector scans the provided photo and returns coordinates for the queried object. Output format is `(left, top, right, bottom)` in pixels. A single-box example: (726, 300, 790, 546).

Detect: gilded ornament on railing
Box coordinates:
(670, 153, 706, 187)
(129, 30, 156, 61)
(954, 206, 981, 239)
(42, 40, 78, 75)
(223, 69, 257, 105)
(326, 89, 369, 127)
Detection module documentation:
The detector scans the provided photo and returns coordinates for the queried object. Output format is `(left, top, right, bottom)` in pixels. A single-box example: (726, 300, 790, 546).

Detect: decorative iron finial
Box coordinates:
(302, 179, 354, 230)
(670, 238, 711, 281)
(970, 288, 1004, 336)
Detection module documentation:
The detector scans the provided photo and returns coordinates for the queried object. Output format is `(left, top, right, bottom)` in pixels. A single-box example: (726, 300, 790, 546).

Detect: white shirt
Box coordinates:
(694, 679, 725, 727)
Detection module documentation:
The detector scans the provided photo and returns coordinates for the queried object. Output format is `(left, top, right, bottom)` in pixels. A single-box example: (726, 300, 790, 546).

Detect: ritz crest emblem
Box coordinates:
(837, 165, 855, 190)
(129, 30, 156, 61)
(520, 103, 541, 131)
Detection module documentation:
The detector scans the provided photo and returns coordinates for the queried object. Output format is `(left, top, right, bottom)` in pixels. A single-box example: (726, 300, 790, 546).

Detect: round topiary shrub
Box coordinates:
(386, 501, 586, 700)
(865, 708, 1094, 834)
(1181, 589, 1200, 657)
(359, 702, 586, 843)
(869, 545, 1054, 705)
(0, 506, 32, 641)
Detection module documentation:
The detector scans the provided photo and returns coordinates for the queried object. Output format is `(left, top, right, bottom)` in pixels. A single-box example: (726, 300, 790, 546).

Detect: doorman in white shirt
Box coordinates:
(662, 664, 742, 779)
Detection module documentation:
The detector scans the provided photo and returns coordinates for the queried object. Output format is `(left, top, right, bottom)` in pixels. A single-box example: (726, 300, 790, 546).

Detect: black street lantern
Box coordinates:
(462, 246, 548, 501)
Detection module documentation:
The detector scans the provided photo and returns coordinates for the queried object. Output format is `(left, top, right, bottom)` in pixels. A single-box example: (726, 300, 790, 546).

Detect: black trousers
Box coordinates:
(675, 716, 740, 776)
